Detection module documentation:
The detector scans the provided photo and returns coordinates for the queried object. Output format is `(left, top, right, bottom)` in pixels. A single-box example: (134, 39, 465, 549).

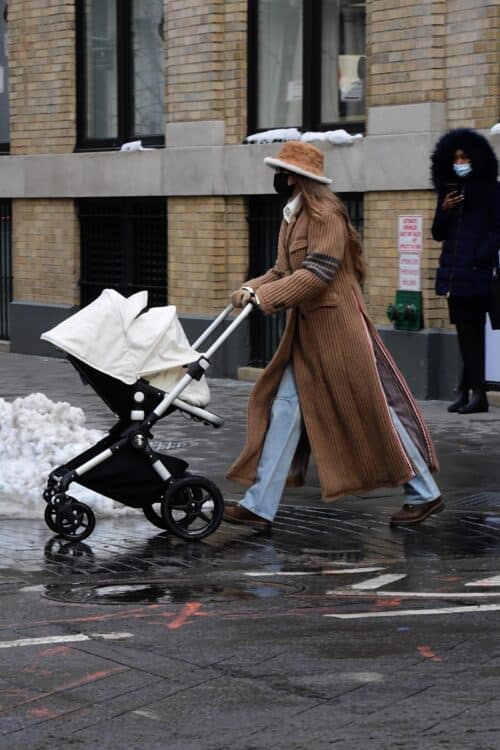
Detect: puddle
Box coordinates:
(43, 579, 299, 605)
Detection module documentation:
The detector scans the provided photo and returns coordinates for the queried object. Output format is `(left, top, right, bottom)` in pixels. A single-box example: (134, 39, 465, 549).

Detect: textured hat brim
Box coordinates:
(264, 156, 332, 185)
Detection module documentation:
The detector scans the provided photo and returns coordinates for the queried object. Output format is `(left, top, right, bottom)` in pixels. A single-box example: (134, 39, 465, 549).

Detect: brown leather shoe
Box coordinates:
(390, 496, 444, 526)
(223, 505, 271, 530)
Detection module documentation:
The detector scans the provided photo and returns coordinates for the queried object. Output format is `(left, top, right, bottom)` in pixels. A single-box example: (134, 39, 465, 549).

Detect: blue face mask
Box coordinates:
(453, 162, 472, 178)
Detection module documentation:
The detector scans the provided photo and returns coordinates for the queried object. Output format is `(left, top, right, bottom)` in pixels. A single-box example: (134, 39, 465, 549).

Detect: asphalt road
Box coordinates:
(2, 352, 500, 749)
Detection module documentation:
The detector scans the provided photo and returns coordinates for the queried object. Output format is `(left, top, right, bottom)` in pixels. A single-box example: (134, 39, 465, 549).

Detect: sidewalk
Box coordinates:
(2, 350, 500, 506)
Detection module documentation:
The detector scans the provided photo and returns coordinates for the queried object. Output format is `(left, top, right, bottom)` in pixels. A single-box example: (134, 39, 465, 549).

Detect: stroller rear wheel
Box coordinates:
(142, 473, 200, 530)
(161, 476, 223, 541)
(44, 497, 96, 542)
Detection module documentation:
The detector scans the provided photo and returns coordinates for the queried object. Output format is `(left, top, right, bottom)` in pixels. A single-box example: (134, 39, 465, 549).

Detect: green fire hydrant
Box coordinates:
(387, 290, 423, 331)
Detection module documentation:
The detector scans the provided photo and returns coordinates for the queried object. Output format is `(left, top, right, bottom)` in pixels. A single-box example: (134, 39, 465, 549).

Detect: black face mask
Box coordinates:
(273, 172, 294, 199)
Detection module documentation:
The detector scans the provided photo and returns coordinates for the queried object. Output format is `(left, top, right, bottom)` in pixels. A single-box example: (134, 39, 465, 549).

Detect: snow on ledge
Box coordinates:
(246, 128, 363, 146)
(120, 139, 154, 152)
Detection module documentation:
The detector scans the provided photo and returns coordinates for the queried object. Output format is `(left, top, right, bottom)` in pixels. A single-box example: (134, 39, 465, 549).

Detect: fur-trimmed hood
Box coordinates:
(431, 128, 498, 194)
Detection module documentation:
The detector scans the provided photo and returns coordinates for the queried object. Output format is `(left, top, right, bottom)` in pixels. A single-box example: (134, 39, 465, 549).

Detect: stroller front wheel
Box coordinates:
(45, 497, 96, 542)
(142, 500, 169, 530)
(161, 476, 224, 541)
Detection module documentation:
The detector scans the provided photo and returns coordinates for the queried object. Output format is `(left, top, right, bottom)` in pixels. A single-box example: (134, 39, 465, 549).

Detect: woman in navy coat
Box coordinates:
(431, 129, 500, 413)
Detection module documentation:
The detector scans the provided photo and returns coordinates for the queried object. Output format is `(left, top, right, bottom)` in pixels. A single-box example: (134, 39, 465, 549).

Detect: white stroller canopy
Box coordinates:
(41, 289, 210, 407)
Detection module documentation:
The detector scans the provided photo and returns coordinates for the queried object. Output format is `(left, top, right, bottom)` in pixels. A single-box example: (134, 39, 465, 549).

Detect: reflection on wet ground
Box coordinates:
(44, 580, 298, 605)
(2, 491, 500, 612)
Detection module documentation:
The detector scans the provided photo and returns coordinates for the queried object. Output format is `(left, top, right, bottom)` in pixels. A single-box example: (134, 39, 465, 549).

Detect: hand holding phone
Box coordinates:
(443, 183, 464, 211)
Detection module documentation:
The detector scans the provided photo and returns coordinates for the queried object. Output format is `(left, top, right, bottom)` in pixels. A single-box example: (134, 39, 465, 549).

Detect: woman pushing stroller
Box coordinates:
(225, 141, 442, 530)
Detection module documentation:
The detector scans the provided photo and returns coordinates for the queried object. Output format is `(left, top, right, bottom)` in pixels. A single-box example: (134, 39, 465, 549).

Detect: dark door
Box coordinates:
(0, 199, 12, 339)
(79, 197, 167, 307)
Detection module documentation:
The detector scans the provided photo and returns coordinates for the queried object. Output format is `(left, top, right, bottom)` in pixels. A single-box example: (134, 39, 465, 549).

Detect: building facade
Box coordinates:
(0, 0, 499, 396)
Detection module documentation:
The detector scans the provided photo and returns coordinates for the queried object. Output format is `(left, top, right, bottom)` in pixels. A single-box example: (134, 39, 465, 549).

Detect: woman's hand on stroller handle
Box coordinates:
(230, 287, 259, 309)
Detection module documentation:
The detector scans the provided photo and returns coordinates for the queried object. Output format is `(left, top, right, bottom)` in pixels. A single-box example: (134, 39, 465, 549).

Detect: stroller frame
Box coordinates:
(43, 303, 254, 542)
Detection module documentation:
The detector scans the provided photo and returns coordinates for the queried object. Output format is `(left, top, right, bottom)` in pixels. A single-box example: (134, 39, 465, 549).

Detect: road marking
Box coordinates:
(245, 567, 385, 578)
(166, 602, 202, 630)
(0, 632, 133, 649)
(133, 709, 161, 721)
(325, 604, 500, 619)
(323, 567, 385, 575)
(418, 645, 441, 661)
(350, 573, 406, 590)
(245, 571, 315, 577)
(337, 672, 384, 683)
(326, 590, 500, 599)
(21, 585, 45, 592)
(466, 575, 500, 587)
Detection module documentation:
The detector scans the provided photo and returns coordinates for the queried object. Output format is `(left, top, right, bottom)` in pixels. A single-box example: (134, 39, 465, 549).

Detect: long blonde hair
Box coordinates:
(293, 175, 366, 284)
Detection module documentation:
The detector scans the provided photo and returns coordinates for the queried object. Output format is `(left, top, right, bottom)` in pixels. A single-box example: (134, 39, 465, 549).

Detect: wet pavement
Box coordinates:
(2, 352, 500, 749)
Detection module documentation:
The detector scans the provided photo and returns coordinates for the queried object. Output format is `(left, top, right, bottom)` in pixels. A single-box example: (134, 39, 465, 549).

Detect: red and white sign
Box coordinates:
(398, 215, 423, 254)
(399, 253, 421, 291)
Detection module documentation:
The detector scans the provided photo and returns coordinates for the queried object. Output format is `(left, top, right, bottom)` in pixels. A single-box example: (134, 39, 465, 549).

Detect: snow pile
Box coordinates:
(246, 128, 363, 145)
(0, 394, 133, 518)
(491, 123, 500, 135)
(120, 139, 154, 151)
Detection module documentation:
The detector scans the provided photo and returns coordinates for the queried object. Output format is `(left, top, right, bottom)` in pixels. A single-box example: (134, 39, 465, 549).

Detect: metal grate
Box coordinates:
(79, 198, 167, 307)
(247, 193, 364, 366)
(0, 199, 12, 339)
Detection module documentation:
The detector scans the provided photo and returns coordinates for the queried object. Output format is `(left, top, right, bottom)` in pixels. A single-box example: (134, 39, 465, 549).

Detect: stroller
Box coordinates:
(40, 289, 253, 543)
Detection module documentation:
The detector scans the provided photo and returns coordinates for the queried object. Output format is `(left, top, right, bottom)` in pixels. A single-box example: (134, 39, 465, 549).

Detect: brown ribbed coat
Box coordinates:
(226, 204, 438, 501)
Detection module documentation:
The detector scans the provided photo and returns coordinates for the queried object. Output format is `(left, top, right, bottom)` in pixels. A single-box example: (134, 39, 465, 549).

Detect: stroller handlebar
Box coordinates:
(202, 303, 254, 361)
(147, 302, 255, 423)
(191, 301, 255, 351)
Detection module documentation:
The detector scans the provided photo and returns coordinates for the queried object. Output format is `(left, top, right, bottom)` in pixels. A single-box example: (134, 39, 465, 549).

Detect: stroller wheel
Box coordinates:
(161, 475, 224, 541)
(143, 473, 196, 531)
(45, 498, 96, 542)
(44, 503, 61, 533)
(143, 501, 169, 530)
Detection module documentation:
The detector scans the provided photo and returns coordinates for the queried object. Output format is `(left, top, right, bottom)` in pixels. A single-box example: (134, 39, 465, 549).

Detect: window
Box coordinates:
(248, 0, 366, 134)
(0, 0, 9, 151)
(76, 0, 164, 149)
(79, 198, 167, 307)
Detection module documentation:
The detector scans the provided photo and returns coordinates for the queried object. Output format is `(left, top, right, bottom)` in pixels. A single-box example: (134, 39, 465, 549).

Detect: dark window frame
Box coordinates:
(0, 199, 12, 338)
(0, 0, 9, 154)
(79, 196, 168, 308)
(75, 0, 165, 152)
(247, 0, 365, 136)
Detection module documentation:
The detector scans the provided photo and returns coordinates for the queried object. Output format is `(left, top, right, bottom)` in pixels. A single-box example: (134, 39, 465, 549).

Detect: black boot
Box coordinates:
(447, 389, 469, 413)
(458, 388, 489, 414)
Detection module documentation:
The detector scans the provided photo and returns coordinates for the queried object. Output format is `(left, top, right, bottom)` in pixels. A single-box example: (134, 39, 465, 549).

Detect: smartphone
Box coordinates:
(446, 182, 463, 196)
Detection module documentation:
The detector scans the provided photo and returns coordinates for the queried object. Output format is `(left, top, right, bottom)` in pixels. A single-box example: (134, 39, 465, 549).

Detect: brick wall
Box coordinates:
(223, 1, 247, 144)
(168, 196, 248, 314)
(363, 191, 448, 328)
(445, 0, 499, 129)
(8, 0, 76, 154)
(367, 0, 446, 106)
(12, 200, 79, 305)
(165, 0, 246, 143)
(165, 0, 225, 124)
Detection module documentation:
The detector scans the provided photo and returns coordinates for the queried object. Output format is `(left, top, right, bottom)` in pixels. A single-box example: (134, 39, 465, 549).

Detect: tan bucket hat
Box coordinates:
(264, 140, 332, 185)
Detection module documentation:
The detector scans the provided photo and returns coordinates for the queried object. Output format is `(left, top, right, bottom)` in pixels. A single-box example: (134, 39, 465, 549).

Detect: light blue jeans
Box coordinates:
(240, 364, 440, 522)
